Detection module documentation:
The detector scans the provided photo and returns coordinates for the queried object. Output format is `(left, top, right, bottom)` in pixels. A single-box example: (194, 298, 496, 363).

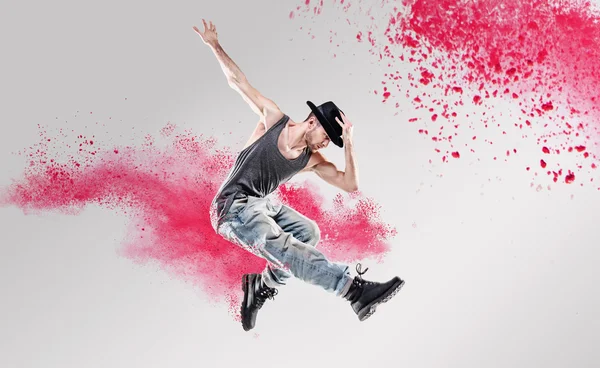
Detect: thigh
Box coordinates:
(272, 204, 320, 246)
(222, 201, 297, 269)
(222, 196, 282, 249)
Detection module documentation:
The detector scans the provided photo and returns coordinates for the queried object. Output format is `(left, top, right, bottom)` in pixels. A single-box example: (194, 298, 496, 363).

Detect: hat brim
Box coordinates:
(306, 101, 344, 148)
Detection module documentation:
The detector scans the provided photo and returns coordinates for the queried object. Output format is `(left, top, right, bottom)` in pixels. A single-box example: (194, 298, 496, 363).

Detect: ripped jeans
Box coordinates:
(211, 195, 353, 296)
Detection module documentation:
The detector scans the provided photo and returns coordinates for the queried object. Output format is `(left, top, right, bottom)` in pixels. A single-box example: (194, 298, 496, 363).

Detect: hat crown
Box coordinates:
(317, 102, 343, 134)
(318, 101, 339, 115)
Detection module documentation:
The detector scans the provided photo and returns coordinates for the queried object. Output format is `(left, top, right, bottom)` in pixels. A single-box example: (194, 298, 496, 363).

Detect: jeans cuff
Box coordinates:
(261, 269, 286, 289)
(337, 275, 354, 297)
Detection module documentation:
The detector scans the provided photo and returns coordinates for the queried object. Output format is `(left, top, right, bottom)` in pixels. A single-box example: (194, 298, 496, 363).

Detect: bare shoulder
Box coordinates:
(241, 112, 284, 150)
(263, 107, 285, 130)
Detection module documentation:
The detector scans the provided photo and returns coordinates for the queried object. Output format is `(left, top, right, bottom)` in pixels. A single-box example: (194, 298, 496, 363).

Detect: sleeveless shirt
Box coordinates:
(213, 114, 312, 223)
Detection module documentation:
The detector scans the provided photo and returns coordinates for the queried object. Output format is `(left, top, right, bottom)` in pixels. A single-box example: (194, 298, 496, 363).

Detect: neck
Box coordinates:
(285, 119, 309, 151)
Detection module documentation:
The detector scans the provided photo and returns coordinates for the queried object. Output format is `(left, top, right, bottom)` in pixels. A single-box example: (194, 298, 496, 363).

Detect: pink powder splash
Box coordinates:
(0, 122, 395, 319)
(292, 0, 600, 188)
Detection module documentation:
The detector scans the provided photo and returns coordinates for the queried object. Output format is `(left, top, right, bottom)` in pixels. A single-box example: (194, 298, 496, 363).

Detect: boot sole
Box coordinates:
(358, 278, 405, 322)
(241, 274, 252, 331)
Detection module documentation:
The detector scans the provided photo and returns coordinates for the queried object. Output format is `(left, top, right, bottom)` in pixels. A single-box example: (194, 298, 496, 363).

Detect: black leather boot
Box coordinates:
(241, 273, 278, 331)
(343, 263, 405, 321)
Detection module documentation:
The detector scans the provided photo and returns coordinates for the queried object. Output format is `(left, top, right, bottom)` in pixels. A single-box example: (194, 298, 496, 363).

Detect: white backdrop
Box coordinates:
(1, 0, 599, 367)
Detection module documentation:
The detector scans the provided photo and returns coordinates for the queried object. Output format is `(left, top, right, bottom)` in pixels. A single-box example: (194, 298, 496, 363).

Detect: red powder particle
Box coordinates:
(541, 159, 547, 168)
(565, 171, 575, 183)
(451, 151, 460, 158)
(541, 102, 554, 111)
(542, 147, 550, 154)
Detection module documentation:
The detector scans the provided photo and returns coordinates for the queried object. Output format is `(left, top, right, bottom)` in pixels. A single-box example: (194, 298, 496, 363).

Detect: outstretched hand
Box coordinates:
(335, 112, 354, 145)
(193, 19, 219, 46)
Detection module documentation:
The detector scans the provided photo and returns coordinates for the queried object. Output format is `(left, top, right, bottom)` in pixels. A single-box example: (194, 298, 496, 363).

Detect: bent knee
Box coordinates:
(303, 220, 321, 246)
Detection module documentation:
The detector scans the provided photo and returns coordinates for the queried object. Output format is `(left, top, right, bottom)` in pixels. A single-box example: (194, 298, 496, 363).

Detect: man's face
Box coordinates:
(307, 118, 331, 152)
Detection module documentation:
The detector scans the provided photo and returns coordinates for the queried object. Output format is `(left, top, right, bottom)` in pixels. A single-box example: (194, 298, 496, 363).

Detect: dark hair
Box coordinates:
(304, 111, 320, 125)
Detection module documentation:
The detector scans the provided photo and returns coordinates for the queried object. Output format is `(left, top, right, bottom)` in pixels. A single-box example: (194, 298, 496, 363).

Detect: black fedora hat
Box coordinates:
(306, 100, 345, 148)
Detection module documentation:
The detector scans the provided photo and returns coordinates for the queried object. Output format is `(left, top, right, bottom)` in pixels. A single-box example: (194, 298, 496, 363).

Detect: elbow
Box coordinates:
(346, 184, 359, 193)
(227, 75, 245, 86)
(227, 77, 238, 88)
(343, 177, 359, 192)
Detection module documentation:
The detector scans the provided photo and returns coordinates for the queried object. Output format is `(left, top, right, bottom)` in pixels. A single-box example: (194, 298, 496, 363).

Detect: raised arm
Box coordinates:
(193, 19, 282, 128)
(304, 112, 359, 192)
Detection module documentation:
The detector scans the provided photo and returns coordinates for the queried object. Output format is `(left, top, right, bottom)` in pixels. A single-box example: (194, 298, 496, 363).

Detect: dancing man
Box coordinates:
(194, 19, 405, 331)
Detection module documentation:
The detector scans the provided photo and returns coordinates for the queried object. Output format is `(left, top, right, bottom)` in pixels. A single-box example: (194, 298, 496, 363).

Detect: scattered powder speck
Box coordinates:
(292, 0, 600, 188)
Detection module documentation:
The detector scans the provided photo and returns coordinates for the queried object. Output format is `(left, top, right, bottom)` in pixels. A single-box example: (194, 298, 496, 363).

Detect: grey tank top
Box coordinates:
(213, 114, 312, 222)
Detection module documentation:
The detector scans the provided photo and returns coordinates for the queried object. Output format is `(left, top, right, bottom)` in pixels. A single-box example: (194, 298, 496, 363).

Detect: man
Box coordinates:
(194, 19, 404, 331)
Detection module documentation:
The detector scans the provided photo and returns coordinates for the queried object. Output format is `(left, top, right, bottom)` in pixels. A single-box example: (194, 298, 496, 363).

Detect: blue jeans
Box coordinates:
(210, 195, 353, 296)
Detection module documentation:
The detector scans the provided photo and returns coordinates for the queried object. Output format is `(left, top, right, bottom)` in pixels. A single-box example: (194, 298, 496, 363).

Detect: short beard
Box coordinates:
(303, 130, 316, 151)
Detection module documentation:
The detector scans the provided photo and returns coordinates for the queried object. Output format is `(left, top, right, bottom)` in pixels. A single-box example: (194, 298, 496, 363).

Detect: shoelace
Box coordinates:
(354, 263, 375, 287)
(356, 263, 369, 278)
(255, 287, 278, 309)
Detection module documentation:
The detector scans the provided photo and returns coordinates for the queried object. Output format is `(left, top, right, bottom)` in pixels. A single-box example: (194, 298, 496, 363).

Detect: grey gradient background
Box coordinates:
(1, 0, 599, 367)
